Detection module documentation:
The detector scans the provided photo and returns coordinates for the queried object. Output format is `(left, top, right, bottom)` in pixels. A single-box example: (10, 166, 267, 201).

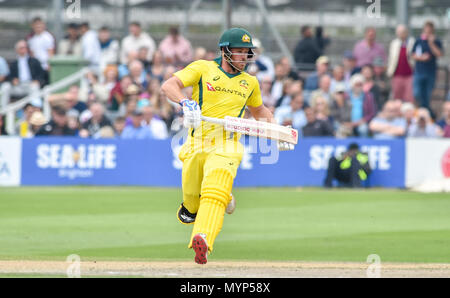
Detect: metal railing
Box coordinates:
(0, 67, 90, 135)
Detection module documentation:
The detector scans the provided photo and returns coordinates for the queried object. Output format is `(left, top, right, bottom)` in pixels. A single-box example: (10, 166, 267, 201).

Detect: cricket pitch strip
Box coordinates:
(0, 260, 449, 278)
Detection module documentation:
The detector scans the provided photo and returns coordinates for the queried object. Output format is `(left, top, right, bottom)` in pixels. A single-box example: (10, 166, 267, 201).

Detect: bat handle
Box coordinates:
(201, 116, 226, 126)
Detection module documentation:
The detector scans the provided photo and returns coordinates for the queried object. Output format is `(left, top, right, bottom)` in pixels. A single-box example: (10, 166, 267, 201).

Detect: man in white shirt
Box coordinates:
(80, 22, 102, 71)
(120, 22, 156, 65)
(27, 17, 55, 73)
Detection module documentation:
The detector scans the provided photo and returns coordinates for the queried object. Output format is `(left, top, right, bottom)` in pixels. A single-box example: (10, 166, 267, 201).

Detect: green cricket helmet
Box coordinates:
(218, 28, 256, 72)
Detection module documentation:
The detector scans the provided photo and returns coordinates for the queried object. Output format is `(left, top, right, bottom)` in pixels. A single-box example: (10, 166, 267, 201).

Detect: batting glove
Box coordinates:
(180, 99, 201, 129)
(277, 125, 295, 151)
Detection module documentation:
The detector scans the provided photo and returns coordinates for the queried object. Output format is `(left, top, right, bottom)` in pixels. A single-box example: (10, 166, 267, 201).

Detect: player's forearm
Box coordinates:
(249, 104, 276, 124)
(161, 77, 186, 104)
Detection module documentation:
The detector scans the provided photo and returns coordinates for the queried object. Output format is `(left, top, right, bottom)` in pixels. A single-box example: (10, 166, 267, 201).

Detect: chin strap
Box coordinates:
(222, 46, 255, 72)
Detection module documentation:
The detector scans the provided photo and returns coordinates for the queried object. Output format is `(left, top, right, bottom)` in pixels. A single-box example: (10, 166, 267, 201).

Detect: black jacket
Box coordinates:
(35, 120, 77, 136)
(7, 56, 45, 86)
(294, 37, 322, 65)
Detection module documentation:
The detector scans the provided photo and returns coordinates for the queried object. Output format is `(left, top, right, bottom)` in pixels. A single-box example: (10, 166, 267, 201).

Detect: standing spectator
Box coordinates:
(121, 109, 153, 139)
(330, 85, 352, 137)
(80, 22, 102, 70)
(315, 26, 331, 54)
(348, 74, 377, 137)
(408, 108, 442, 138)
(294, 25, 321, 66)
(260, 76, 276, 110)
(309, 74, 332, 105)
(98, 26, 120, 71)
(120, 22, 156, 65)
(79, 102, 112, 137)
(2, 40, 44, 102)
(0, 56, 9, 87)
(27, 17, 55, 82)
(141, 104, 168, 139)
(436, 101, 450, 138)
(369, 101, 407, 139)
(387, 24, 415, 103)
(352, 27, 386, 68)
(274, 92, 307, 132)
(412, 21, 444, 116)
(304, 56, 329, 91)
(361, 64, 383, 111)
(35, 106, 77, 136)
(158, 26, 193, 66)
(372, 56, 390, 106)
(58, 23, 82, 56)
(302, 107, 334, 137)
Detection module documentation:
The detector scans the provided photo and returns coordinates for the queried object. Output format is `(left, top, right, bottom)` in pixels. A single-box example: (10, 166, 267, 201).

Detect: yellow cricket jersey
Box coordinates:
(174, 58, 263, 154)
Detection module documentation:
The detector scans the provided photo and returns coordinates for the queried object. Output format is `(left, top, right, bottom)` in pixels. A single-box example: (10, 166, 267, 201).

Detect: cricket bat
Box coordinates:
(201, 115, 298, 145)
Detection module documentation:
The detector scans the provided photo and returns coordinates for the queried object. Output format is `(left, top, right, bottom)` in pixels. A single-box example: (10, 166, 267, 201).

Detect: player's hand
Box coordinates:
(180, 98, 201, 129)
(277, 140, 295, 151)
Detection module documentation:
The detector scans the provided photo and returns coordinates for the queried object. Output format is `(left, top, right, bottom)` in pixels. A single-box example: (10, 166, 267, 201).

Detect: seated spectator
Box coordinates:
(120, 21, 156, 65)
(271, 63, 288, 101)
(35, 106, 77, 136)
(274, 92, 307, 132)
(436, 101, 450, 138)
(311, 95, 333, 126)
(330, 85, 352, 137)
(58, 23, 82, 56)
(278, 56, 300, 81)
(149, 50, 167, 82)
(101, 65, 119, 96)
(67, 109, 81, 135)
(158, 26, 193, 66)
(27, 17, 55, 80)
(361, 64, 383, 111)
(294, 25, 321, 66)
(17, 98, 42, 137)
(108, 75, 133, 112)
(137, 46, 151, 71)
(408, 107, 443, 138)
(193, 47, 207, 61)
(369, 100, 407, 139)
(118, 51, 139, 79)
(79, 22, 102, 70)
(2, 40, 44, 101)
(121, 109, 153, 139)
(260, 76, 276, 111)
(302, 106, 334, 137)
(48, 84, 88, 114)
(129, 60, 149, 91)
(329, 64, 348, 94)
(79, 102, 112, 138)
(113, 116, 126, 137)
(309, 74, 332, 105)
(150, 90, 176, 128)
(0, 115, 7, 136)
(141, 104, 168, 139)
(324, 143, 371, 188)
(342, 50, 360, 83)
(252, 39, 275, 82)
(275, 79, 302, 107)
(304, 55, 329, 91)
(28, 110, 47, 136)
(400, 102, 416, 133)
(348, 74, 377, 137)
(98, 26, 119, 70)
(79, 71, 110, 104)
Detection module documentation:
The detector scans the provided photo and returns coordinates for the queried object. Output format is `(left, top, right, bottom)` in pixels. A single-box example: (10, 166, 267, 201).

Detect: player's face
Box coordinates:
(230, 48, 250, 69)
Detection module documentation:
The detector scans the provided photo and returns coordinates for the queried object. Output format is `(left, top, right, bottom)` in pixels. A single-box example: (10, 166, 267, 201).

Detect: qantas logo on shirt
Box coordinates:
(206, 82, 216, 91)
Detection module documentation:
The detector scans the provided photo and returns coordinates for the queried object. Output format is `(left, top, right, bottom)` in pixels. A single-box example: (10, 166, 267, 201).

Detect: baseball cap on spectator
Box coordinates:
(126, 84, 140, 95)
(29, 111, 47, 126)
(334, 83, 347, 94)
(316, 56, 329, 65)
(137, 98, 150, 109)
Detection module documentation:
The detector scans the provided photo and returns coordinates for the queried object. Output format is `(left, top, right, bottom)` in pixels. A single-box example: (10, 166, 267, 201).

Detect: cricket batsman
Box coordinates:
(161, 27, 294, 264)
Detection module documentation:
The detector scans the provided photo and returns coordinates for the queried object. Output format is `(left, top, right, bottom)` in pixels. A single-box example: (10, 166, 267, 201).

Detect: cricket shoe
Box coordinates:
(177, 203, 196, 225)
(226, 193, 236, 214)
(192, 233, 209, 265)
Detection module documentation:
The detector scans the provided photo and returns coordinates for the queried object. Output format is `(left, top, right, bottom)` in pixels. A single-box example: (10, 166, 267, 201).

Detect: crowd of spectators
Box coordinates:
(0, 18, 449, 140)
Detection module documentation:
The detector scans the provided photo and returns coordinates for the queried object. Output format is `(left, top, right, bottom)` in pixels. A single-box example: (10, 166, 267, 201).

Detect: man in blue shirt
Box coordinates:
(121, 109, 153, 139)
(411, 21, 444, 117)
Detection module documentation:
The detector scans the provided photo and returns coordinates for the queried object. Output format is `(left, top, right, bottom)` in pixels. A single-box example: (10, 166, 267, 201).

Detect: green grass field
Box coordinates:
(0, 187, 449, 264)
